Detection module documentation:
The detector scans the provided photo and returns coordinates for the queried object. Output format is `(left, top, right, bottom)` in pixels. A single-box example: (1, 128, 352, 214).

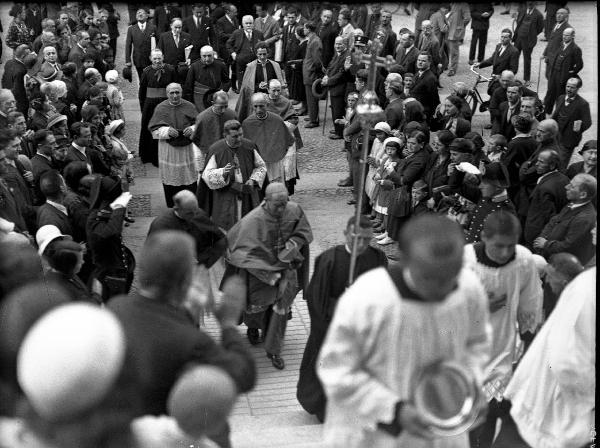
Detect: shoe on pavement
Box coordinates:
(375, 231, 388, 240)
(338, 179, 353, 187)
(296, 108, 307, 116)
(303, 117, 311, 121)
(468, 60, 474, 65)
(500, 10, 510, 14)
(305, 122, 319, 128)
(329, 134, 343, 140)
(377, 236, 395, 245)
(247, 328, 261, 345)
(267, 352, 285, 370)
(347, 199, 357, 205)
(329, 129, 337, 134)
(372, 220, 383, 227)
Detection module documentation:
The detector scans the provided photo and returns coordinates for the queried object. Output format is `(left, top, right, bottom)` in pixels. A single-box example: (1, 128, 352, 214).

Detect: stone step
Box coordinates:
(230, 411, 323, 448)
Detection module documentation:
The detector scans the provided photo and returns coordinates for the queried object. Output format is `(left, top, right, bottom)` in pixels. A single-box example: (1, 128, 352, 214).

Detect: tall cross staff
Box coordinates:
(348, 41, 394, 286)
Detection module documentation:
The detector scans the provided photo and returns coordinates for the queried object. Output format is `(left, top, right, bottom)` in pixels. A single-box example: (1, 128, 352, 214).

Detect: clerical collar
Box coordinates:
(473, 241, 515, 268)
(569, 200, 590, 209)
(46, 199, 68, 216)
(256, 113, 268, 120)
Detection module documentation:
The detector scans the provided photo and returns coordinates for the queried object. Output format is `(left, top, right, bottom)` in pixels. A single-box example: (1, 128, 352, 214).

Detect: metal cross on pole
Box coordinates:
(347, 41, 394, 286)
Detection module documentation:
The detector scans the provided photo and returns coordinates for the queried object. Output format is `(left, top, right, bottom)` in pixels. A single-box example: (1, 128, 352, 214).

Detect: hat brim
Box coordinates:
(311, 78, 328, 100)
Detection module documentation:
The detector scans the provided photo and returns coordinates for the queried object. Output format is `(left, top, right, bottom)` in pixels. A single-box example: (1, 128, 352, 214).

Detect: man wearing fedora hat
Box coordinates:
(464, 162, 517, 244)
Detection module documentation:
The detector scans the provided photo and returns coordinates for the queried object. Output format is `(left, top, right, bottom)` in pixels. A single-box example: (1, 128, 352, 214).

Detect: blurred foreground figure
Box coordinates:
(493, 267, 596, 448)
(318, 214, 491, 448)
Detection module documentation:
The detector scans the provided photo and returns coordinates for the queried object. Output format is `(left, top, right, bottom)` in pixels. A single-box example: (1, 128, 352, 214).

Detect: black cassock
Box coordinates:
(297, 244, 387, 421)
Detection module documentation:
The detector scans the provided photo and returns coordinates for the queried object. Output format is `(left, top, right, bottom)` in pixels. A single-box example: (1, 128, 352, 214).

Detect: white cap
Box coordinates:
(35, 225, 68, 256)
(105, 69, 119, 83)
(17, 303, 126, 421)
(374, 122, 392, 133)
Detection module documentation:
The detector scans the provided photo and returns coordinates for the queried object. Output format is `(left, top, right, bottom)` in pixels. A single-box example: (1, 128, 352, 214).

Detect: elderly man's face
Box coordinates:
(256, 48, 268, 63)
(535, 126, 553, 144)
(242, 17, 254, 31)
(555, 9, 568, 23)
(500, 74, 512, 89)
(535, 152, 555, 174)
(171, 20, 182, 35)
(174, 200, 197, 221)
(334, 38, 346, 53)
(0, 94, 17, 114)
(520, 100, 535, 116)
(79, 32, 90, 47)
(44, 47, 58, 63)
(565, 79, 579, 97)
(268, 83, 281, 100)
(423, 24, 433, 36)
(253, 100, 267, 117)
(213, 95, 228, 113)
(562, 30, 574, 44)
(167, 87, 182, 104)
(151, 52, 164, 65)
(201, 50, 214, 65)
(265, 192, 289, 218)
(321, 10, 332, 24)
(565, 176, 585, 202)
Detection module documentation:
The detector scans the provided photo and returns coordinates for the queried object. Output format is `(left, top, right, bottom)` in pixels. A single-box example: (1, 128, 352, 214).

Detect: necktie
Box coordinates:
(498, 46, 504, 57)
(554, 23, 560, 32)
(175, 35, 179, 47)
(247, 31, 252, 40)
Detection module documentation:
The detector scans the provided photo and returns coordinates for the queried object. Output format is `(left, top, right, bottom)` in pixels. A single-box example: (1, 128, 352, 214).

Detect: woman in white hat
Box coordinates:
(105, 119, 135, 227)
(365, 122, 393, 228)
(105, 69, 124, 121)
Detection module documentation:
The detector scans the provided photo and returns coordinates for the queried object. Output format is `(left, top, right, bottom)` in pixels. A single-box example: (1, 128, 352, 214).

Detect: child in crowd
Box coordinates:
(104, 69, 124, 121)
(485, 134, 508, 162)
(410, 179, 431, 217)
(372, 136, 404, 243)
(365, 122, 393, 228)
(105, 119, 135, 225)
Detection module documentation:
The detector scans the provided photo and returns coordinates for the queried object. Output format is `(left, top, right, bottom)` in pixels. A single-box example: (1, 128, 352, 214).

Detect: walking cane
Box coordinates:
(536, 56, 544, 94)
(322, 93, 329, 136)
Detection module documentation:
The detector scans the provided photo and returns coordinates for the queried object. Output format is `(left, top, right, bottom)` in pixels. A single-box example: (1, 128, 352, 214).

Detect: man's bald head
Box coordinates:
(251, 93, 268, 105)
(264, 183, 289, 218)
(166, 83, 182, 93)
(139, 230, 196, 302)
(265, 182, 288, 198)
(173, 191, 199, 220)
(268, 79, 282, 89)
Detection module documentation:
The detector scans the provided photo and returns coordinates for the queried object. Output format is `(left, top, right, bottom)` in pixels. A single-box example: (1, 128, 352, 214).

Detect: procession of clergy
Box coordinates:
(0, 2, 596, 448)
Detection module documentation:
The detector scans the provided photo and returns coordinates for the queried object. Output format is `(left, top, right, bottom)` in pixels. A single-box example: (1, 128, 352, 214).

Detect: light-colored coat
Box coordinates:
(446, 3, 471, 41)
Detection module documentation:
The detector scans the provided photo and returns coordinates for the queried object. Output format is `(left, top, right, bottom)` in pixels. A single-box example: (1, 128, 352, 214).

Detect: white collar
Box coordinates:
(72, 142, 86, 153)
(569, 201, 589, 209)
(537, 169, 557, 184)
(36, 152, 52, 160)
(46, 199, 68, 216)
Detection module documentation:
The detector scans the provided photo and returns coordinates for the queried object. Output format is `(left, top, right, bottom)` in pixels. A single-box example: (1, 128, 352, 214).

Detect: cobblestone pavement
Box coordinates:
(0, 3, 596, 447)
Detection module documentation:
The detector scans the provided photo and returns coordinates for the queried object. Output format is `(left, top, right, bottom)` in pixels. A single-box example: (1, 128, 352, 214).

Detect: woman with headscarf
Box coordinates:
(42, 80, 76, 126)
(139, 49, 178, 167)
(86, 175, 135, 302)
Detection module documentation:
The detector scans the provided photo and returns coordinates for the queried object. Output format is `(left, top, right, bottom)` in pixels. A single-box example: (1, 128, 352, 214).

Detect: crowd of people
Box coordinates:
(0, 2, 596, 448)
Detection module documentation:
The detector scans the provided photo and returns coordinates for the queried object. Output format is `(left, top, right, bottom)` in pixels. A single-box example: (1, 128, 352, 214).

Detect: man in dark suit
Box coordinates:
(66, 122, 110, 175)
(468, 3, 494, 64)
(395, 32, 419, 74)
(153, 3, 182, 34)
(475, 28, 519, 78)
(543, 1, 568, 41)
(416, 20, 441, 76)
(184, 46, 230, 112)
(226, 15, 264, 94)
(542, 8, 570, 80)
(410, 52, 440, 123)
(552, 78, 592, 168)
(534, 173, 596, 265)
(108, 231, 256, 448)
(322, 36, 349, 139)
(182, 4, 215, 64)
(125, 9, 157, 81)
(36, 170, 74, 237)
(302, 21, 323, 128)
(512, 1, 544, 84)
(317, 9, 339, 69)
(216, 4, 239, 90)
(1, 45, 30, 116)
(543, 28, 583, 115)
(281, 7, 303, 86)
(157, 18, 193, 83)
(523, 149, 569, 247)
(68, 30, 91, 69)
(30, 130, 57, 202)
(495, 82, 522, 140)
(384, 74, 405, 130)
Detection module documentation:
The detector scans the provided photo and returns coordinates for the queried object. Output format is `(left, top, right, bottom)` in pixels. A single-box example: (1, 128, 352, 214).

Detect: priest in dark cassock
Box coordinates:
(192, 90, 237, 210)
(202, 119, 267, 231)
(183, 45, 231, 113)
(266, 79, 303, 195)
(235, 42, 285, 122)
(148, 83, 198, 208)
(297, 215, 387, 422)
(242, 93, 295, 189)
(138, 49, 178, 167)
